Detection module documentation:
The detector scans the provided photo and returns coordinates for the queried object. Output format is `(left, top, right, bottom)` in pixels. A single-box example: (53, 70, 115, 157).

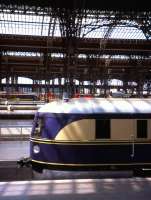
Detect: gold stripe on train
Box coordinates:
(32, 159, 151, 166)
(30, 137, 151, 145)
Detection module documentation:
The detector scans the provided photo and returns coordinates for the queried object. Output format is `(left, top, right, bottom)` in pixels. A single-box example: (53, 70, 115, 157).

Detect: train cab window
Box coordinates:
(137, 120, 147, 138)
(95, 119, 110, 139)
(34, 118, 44, 137)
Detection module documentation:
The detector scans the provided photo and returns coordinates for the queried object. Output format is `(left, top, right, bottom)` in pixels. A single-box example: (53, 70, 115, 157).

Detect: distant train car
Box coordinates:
(30, 98, 151, 172)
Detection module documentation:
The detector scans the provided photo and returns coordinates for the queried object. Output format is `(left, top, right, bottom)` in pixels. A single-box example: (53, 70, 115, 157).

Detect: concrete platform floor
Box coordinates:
(0, 141, 29, 160)
(0, 178, 151, 200)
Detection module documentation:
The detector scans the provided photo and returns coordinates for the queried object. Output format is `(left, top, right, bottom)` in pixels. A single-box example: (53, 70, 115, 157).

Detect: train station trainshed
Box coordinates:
(0, 0, 151, 199)
(0, 0, 151, 98)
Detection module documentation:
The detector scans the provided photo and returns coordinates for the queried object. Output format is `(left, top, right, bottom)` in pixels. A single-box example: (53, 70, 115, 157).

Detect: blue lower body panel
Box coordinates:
(30, 139, 151, 170)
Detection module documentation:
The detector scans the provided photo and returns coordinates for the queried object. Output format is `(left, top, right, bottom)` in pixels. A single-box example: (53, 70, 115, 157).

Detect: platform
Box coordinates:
(0, 178, 151, 200)
(0, 141, 30, 160)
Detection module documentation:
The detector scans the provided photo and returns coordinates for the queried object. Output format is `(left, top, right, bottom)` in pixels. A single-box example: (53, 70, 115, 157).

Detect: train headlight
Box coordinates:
(33, 145, 40, 154)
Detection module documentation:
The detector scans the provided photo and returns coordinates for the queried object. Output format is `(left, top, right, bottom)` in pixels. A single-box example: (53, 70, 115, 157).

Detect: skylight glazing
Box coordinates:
(0, 13, 61, 36)
(0, 11, 148, 39)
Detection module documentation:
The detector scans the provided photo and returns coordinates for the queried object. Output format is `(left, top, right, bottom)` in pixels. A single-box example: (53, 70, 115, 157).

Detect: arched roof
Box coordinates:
(38, 98, 151, 116)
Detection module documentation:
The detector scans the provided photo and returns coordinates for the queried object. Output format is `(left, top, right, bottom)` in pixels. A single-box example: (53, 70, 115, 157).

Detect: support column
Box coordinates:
(58, 77, 63, 98)
(0, 78, 2, 91)
(6, 76, 10, 94)
(14, 76, 18, 92)
(137, 79, 144, 97)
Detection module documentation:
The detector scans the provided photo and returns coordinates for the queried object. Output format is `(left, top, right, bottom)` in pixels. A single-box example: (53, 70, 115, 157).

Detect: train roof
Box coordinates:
(38, 98, 151, 116)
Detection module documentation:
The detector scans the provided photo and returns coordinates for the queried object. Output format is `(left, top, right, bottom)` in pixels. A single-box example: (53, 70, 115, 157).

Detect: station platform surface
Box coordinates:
(0, 178, 151, 200)
(0, 141, 29, 160)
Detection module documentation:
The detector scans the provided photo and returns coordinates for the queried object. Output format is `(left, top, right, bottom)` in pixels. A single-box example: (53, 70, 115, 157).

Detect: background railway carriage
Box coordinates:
(30, 98, 151, 172)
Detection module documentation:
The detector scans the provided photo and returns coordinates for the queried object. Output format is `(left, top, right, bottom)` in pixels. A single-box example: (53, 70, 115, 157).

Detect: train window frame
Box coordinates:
(137, 119, 148, 139)
(95, 119, 111, 139)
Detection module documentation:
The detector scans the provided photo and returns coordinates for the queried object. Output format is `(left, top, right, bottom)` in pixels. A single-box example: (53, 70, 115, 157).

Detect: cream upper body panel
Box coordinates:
(55, 119, 95, 141)
(55, 118, 151, 141)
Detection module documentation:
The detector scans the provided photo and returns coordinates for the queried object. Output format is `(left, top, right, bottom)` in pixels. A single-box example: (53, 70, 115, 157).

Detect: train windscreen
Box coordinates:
(32, 117, 44, 138)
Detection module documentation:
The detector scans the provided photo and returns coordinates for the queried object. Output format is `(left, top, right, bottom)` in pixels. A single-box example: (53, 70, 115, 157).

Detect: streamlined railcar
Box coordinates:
(30, 98, 151, 172)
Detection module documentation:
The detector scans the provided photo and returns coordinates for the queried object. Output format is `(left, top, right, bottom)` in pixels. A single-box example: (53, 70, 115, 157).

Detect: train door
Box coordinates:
(129, 119, 151, 170)
(129, 119, 151, 171)
(132, 119, 149, 165)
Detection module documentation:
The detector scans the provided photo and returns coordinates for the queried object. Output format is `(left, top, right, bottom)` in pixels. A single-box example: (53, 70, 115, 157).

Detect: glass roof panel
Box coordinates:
(0, 12, 148, 39)
(111, 26, 146, 39)
(0, 13, 61, 36)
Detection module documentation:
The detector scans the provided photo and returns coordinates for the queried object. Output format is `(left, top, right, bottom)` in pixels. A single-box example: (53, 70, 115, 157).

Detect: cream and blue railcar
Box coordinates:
(30, 98, 151, 172)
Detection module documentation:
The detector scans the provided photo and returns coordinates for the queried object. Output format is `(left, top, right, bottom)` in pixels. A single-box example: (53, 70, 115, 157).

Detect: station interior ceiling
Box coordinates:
(0, 0, 151, 97)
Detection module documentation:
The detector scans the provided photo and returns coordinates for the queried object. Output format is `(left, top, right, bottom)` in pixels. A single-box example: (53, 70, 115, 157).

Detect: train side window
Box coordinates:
(137, 120, 147, 138)
(95, 119, 110, 139)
